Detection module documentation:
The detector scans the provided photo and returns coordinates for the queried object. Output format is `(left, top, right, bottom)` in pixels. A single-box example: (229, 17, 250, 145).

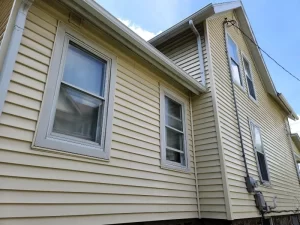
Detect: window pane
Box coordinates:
(166, 115, 183, 131)
(63, 42, 106, 96)
(243, 58, 252, 79)
(257, 152, 269, 181)
(253, 126, 263, 153)
(227, 35, 239, 62)
(165, 96, 182, 119)
(53, 84, 103, 142)
(166, 149, 185, 165)
(231, 59, 242, 86)
(166, 127, 184, 151)
(247, 77, 256, 99)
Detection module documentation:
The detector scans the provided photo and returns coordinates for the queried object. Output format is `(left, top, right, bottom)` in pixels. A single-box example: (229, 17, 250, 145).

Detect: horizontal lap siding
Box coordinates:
(0, 3, 198, 225)
(0, 0, 13, 45)
(156, 26, 203, 83)
(208, 12, 300, 220)
(155, 24, 226, 219)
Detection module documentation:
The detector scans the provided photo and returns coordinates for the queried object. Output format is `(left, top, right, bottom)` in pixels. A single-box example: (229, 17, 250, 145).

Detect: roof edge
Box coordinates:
(60, 0, 207, 94)
(291, 133, 300, 152)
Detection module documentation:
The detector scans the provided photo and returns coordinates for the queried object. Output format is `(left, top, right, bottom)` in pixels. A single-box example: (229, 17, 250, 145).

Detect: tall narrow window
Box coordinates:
(227, 34, 243, 87)
(34, 23, 116, 159)
(250, 121, 270, 183)
(160, 87, 188, 171)
(243, 56, 256, 100)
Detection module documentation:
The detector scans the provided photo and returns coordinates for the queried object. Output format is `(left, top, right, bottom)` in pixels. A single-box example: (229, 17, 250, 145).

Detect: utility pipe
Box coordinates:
(189, 20, 206, 86)
(223, 18, 250, 179)
(0, 0, 34, 117)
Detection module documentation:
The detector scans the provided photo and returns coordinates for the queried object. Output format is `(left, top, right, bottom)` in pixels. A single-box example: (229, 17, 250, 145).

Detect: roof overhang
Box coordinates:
(149, 1, 241, 46)
(149, 1, 298, 120)
(291, 133, 300, 155)
(57, 0, 206, 95)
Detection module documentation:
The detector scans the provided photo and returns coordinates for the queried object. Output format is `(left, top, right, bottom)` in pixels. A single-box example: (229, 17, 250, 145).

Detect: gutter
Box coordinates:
(277, 93, 298, 120)
(0, 0, 34, 117)
(189, 20, 206, 86)
(63, 0, 207, 95)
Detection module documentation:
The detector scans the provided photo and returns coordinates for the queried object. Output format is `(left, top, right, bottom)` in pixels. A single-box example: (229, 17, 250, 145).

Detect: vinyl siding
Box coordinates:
(0, 0, 13, 45)
(0, 1, 198, 224)
(154, 24, 227, 219)
(208, 11, 300, 220)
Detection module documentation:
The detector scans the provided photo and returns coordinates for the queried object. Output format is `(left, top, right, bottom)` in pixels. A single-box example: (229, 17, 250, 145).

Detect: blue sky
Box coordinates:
(96, 0, 300, 132)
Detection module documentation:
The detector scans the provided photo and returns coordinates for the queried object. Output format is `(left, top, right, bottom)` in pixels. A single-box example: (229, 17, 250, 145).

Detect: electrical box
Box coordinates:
(245, 176, 258, 193)
(254, 191, 268, 212)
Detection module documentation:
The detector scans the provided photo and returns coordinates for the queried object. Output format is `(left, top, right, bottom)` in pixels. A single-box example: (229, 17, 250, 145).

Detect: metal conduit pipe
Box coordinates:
(189, 20, 206, 86)
(223, 19, 250, 180)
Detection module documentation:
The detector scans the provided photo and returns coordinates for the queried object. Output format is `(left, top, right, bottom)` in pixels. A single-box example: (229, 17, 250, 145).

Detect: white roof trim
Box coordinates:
(61, 0, 206, 94)
(149, 0, 297, 120)
(149, 1, 242, 46)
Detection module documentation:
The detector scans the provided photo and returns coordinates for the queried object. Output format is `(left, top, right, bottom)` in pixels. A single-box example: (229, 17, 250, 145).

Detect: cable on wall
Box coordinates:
(226, 19, 300, 83)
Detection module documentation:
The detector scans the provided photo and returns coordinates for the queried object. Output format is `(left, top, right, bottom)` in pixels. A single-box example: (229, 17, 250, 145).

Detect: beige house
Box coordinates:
(0, 0, 299, 225)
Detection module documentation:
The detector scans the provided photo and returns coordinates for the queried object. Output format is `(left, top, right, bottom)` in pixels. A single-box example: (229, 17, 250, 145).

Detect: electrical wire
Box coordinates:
(225, 19, 300, 83)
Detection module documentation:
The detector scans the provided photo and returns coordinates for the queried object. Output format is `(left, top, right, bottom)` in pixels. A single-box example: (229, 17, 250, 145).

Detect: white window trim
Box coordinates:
(33, 22, 117, 159)
(249, 119, 271, 185)
(241, 52, 258, 103)
(160, 85, 190, 172)
(225, 33, 245, 91)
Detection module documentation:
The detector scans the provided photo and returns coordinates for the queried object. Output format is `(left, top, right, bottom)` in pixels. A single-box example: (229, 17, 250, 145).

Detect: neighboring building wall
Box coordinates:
(154, 24, 228, 219)
(0, 1, 199, 224)
(0, 0, 13, 45)
(207, 11, 300, 220)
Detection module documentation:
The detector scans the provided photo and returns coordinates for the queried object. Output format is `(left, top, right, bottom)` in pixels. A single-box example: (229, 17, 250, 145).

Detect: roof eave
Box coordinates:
(59, 0, 206, 94)
(291, 133, 300, 151)
(149, 3, 215, 46)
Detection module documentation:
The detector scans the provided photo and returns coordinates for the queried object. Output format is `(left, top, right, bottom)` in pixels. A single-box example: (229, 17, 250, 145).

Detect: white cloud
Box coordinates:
(289, 116, 300, 135)
(118, 18, 161, 41)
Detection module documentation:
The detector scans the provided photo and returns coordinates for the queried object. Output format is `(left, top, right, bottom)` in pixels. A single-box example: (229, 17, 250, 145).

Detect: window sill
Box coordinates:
(260, 181, 272, 188)
(161, 163, 191, 174)
(31, 143, 111, 163)
(249, 95, 259, 106)
(234, 82, 246, 93)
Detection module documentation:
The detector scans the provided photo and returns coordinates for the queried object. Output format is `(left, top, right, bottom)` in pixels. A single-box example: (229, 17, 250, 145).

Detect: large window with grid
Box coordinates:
(34, 23, 116, 159)
(160, 87, 189, 171)
(249, 121, 270, 183)
(227, 34, 243, 87)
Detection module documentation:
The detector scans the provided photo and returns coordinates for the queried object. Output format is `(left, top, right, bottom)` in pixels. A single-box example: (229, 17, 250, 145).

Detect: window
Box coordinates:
(242, 55, 256, 100)
(227, 34, 243, 87)
(160, 87, 189, 171)
(34, 23, 116, 159)
(249, 121, 270, 183)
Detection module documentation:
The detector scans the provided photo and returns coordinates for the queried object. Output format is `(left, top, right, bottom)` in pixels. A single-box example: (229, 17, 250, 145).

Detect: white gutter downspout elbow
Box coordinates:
(189, 20, 206, 86)
(0, 0, 34, 117)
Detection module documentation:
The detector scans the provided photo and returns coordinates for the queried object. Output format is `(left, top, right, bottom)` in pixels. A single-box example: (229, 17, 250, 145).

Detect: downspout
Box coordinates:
(189, 94, 201, 219)
(223, 19, 250, 180)
(0, 0, 34, 117)
(189, 20, 206, 86)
